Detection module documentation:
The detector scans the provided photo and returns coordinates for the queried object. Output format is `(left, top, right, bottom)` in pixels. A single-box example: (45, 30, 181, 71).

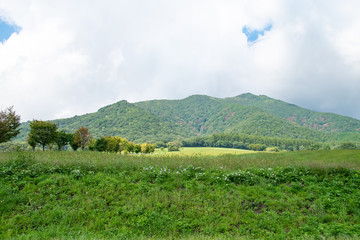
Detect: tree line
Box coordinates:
(27, 120, 92, 151)
(26, 120, 155, 153)
(181, 132, 323, 151)
(91, 136, 155, 154)
(1, 107, 359, 152)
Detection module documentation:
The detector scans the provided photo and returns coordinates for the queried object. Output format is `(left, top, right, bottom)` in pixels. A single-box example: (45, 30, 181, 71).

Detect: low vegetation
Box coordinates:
(154, 147, 254, 156)
(1, 150, 360, 239)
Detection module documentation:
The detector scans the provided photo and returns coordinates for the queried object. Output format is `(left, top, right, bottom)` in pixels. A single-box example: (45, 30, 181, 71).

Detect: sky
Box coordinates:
(0, 0, 360, 122)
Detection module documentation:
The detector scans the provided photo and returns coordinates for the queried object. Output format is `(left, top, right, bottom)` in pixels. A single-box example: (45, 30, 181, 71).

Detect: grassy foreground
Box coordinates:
(1, 150, 360, 239)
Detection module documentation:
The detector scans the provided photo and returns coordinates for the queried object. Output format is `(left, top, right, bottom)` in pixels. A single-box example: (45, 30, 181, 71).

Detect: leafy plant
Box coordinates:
(0, 106, 20, 143)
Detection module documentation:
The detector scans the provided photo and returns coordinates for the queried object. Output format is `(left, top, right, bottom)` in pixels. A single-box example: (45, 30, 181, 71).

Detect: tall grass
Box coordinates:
(1, 149, 359, 171)
(1, 150, 360, 239)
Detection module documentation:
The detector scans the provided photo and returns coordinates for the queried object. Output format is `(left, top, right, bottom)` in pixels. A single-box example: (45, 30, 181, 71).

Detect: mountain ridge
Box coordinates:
(14, 93, 360, 143)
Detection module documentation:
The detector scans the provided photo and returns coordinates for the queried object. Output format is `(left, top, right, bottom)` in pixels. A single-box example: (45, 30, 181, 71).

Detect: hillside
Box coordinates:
(14, 93, 360, 143)
(226, 93, 360, 135)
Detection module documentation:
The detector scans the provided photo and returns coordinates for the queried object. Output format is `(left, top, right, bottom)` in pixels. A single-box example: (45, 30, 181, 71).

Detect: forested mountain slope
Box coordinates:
(226, 93, 360, 133)
(15, 93, 360, 143)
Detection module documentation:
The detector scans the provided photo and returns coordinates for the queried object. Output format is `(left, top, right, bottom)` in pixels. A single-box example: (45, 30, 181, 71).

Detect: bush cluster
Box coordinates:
(91, 136, 155, 154)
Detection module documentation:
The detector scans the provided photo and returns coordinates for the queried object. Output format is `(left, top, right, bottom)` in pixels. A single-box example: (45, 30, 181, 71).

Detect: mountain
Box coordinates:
(225, 93, 360, 141)
(16, 93, 360, 143)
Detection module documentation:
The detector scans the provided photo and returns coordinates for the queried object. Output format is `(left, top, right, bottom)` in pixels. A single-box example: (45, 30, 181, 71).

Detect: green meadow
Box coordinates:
(1, 149, 360, 239)
(154, 147, 254, 156)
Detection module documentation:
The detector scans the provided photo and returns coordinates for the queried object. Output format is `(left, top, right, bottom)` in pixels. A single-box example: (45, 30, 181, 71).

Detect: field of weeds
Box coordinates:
(1, 150, 360, 239)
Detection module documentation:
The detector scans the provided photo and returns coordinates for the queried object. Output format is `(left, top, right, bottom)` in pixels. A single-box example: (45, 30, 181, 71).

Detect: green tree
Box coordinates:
(339, 142, 357, 150)
(118, 138, 129, 154)
(155, 141, 166, 148)
(69, 133, 80, 151)
(249, 144, 266, 151)
(104, 136, 119, 152)
(74, 127, 92, 150)
(141, 143, 155, 154)
(28, 120, 58, 151)
(55, 130, 72, 151)
(167, 140, 182, 152)
(133, 144, 141, 153)
(126, 142, 135, 153)
(308, 143, 321, 151)
(94, 136, 133, 153)
(0, 106, 21, 144)
(88, 139, 96, 151)
(95, 137, 108, 152)
(232, 141, 248, 149)
(27, 137, 37, 151)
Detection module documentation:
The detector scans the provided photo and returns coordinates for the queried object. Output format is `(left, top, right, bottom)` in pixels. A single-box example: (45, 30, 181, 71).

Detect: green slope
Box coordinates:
(135, 95, 224, 135)
(14, 93, 360, 143)
(53, 100, 185, 142)
(135, 95, 325, 140)
(227, 93, 360, 133)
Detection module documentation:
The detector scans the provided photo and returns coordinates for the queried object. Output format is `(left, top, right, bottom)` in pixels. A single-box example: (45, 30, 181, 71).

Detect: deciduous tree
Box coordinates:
(94, 137, 107, 152)
(55, 130, 72, 151)
(74, 127, 92, 150)
(339, 142, 357, 150)
(141, 143, 155, 154)
(133, 144, 141, 153)
(0, 106, 21, 144)
(28, 120, 58, 151)
(69, 133, 80, 151)
(27, 137, 37, 151)
(167, 140, 182, 152)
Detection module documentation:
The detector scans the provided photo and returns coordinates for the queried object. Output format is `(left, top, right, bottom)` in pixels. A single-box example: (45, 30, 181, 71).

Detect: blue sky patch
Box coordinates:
(0, 18, 21, 43)
(242, 24, 272, 43)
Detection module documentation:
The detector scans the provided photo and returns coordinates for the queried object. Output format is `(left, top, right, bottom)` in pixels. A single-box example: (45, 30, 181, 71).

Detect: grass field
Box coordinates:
(1, 149, 360, 239)
(154, 147, 254, 156)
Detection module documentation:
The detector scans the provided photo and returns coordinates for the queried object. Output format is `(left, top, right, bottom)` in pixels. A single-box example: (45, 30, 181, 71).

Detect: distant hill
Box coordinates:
(15, 93, 360, 143)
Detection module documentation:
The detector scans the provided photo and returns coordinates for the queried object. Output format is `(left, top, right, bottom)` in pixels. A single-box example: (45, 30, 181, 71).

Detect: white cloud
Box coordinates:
(0, 0, 359, 121)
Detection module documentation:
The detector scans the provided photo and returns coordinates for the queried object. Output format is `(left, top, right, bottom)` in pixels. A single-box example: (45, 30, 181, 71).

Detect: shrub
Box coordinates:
(339, 142, 357, 150)
(249, 144, 266, 151)
(167, 140, 182, 152)
(95, 137, 108, 152)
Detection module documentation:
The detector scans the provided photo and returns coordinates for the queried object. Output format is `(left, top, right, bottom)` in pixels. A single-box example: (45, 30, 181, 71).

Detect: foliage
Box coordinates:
(248, 143, 267, 151)
(73, 127, 92, 150)
(27, 137, 36, 151)
(55, 130, 72, 151)
(94, 137, 108, 152)
(339, 142, 358, 150)
(69, 133, 80, 151)
(1, 151, 360, 239)
(167, 140, 182, 152)
(28, 120, 58, 151)
(14, 94, 360, 144)
(0, 106, 21, 143)
(182, 132, 319, 151)
(103, 136, 121, 152)
(309, 143, 322, 151)
(268, 147, 280, 152)
(141, 143, 156, 154)
(87, 138, 96, 151)
(155, 141, 166, 148)
(133, 143, 141, 153)
(228, 93, 360, 135)
(94, 136, 144, 154)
